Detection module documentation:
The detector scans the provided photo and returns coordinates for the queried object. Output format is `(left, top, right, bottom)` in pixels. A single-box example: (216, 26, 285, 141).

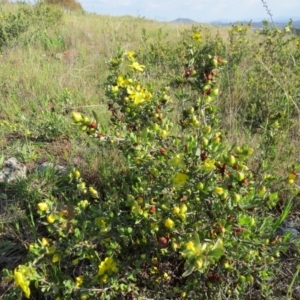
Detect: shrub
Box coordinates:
(0, 2, 63, 50)
(44, 0, 83, 11)
(4, 28, 299, 300)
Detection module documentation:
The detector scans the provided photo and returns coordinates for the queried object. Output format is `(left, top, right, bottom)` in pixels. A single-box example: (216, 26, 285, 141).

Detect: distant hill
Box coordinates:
(211, 20, 300, 29)
(170, 18, 300, 29)
(293, 20, 300, 28)
(171, 18, 197, 24)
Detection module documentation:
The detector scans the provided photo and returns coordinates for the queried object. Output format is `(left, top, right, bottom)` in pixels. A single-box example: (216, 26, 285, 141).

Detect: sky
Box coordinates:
(79, 0, 300, 23)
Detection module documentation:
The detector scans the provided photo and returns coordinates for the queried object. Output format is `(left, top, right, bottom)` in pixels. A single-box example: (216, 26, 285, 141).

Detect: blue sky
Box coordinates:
(79, 0, 300, 23)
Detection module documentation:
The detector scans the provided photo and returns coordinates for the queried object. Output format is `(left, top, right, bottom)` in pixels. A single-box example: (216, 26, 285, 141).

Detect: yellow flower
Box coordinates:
(77, 182, 87, 193)
(131, 201, 143, 215)
(94, 217, 108, 232)
(172, 206, 180, 214)
(75, 276, 84, 287)
(78, 200, 89, 209)
(73, 169, 81, 179)
(214, 187, 224, 195)
(98, 257, 118, 276)
(164, 218, 175, 229)
(111, 85, 119, 93)
(28, 244, 35, 251)
(47, 214, 56, 224)
(80, 293, 89, 300)
(173, 173, 188, 186)
(47, 245, 57, 254)
(126, 84, 152, 106)
(192, 32, 202, 41)
(168, 154, 185, 167)
(185, 241, 195, 252)
(159, 129, 169, 138)
(98, 262, 106, 276)
(89, 187, 99, 198)
(37, 202, 48, 211)
(202, 159, 215, 171)
(128, 90, 144, 105)
(180, 204, 188, 214)
(117, 75, 129, 87)
(100, 273, 108, 283)
(52, 253, 62, 263)
(14, 269, 30, 299)
(196, 258, 204, 269)
(41, 237, 50, 247)
(163, 272, 170, 280)
(126, 51, 135, 61)
(129, 61, 145, 72)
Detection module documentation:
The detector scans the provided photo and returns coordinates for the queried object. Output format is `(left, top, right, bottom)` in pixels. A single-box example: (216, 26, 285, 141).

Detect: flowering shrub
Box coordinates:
(4, 27, 298, 300)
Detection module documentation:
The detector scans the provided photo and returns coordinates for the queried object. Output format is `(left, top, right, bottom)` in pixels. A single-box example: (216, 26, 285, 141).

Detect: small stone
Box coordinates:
(36, 162, 68, 174)
(276, 226, 300, 239)
(0, 157, 27, 183)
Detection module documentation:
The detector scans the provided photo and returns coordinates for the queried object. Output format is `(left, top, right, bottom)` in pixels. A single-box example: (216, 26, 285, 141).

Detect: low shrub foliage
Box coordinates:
(0, 2, 63, 50)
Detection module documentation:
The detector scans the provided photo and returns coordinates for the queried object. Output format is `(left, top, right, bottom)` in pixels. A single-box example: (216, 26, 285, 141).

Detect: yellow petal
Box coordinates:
(52, 253, 62, 263)
(14, 270, 30, 298)
(164, 218, 175, 229)
(38, 202, 48, 211)
(41, 237, 50, 247)
(173, 173, 188, 184)
(47, 214, 56, 224)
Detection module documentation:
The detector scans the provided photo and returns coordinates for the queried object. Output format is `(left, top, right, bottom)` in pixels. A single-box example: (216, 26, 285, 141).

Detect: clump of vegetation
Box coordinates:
(1, 1, 300, 299)
(0, 1, 63, 50)
(44, 0, 83, 11)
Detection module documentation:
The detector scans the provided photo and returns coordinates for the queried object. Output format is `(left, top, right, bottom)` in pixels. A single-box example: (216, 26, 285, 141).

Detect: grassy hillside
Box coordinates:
(1, 2, 300, 299)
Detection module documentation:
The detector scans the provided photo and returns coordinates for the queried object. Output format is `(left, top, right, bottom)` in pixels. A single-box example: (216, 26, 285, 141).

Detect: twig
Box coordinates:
(260, 0, 276, 28)
(287, 263, 300, 299)
(75, 286, 113, 292)
(71, 104, 106, 109)
(255, 55, 300, 113)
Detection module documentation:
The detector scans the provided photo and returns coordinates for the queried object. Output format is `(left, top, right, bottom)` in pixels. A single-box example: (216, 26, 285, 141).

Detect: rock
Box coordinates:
(55, 49, 79, 64)
(0, 157, 27, 183)
(36, 162, 68, 174)
(275, 217, 300, 240)
(276, 227, 300, 239)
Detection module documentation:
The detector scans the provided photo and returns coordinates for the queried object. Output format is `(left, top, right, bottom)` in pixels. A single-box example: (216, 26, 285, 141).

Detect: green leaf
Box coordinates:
(272, 197, 293, 232)
(181, 249, 191, 257)
(189, 57, 195, 65)
(175, 76, 183, 83)
(74, 228, 81, 238)
(128, 274, 136, 282)
(182, 265, 195, 277)
(193, 232, 201, 247)
(92, 110, 99, 124)
(194, 147, 201, 157)
(269, 192, 278, 202)
(0, 155, 4, 168)
(207, 248, 224, 258)
(238, 215, 252, 226)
